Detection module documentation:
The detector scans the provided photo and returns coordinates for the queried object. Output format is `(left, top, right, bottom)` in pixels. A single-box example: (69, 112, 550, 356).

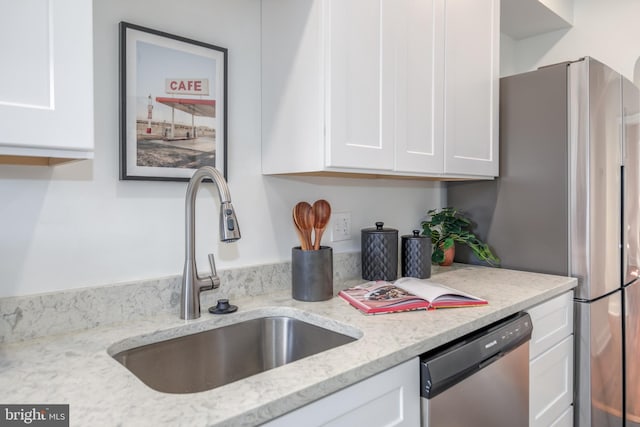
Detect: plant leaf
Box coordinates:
(422, 206, 500, 266)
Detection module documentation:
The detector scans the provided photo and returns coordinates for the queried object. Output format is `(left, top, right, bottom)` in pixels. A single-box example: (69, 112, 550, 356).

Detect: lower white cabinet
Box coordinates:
(527, 291, 574, 427)
(549, 406, 573, 427)
(262, 358, 420, 427)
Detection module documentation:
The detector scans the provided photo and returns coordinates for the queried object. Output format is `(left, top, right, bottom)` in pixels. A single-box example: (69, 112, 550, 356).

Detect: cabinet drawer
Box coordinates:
(263, 358, 420, 427)
(527, 291, 573, 359)
(530, 335, 574, 427)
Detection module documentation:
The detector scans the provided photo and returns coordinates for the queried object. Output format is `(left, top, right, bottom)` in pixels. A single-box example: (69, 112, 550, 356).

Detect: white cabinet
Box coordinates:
(262, 358, 420, 427)
(0, 0, 94, 165)
(261, 0, 498, 179)
(527, 291, 574, 427)
(442, 0, 499, 177)
(393, 0, 444, 174)
(549, 407, 573, 427)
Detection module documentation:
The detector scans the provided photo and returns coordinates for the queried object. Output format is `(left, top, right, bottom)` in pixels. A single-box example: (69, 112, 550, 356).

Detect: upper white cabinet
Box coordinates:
(393, 0, 444, 174)
(443, 0, 499, 177)
(0, 0, 94, 166)
(261, 0, 499, 179)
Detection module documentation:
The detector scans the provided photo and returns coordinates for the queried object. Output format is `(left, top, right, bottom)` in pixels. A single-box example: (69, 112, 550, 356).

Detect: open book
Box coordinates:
(338, 277, 488, 315)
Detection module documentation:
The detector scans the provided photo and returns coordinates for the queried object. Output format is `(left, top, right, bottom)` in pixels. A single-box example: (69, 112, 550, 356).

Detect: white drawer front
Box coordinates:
(263, 358, 420, 427)
(530, 335, 574, 427)
(528, 291, 574, 359)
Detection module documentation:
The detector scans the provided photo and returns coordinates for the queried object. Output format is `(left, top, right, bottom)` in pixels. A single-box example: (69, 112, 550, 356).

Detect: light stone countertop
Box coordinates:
(0, 265, 576, 426)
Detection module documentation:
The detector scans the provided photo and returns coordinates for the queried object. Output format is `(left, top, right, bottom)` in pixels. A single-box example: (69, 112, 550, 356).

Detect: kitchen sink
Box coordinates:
(110, 315, 358, 394)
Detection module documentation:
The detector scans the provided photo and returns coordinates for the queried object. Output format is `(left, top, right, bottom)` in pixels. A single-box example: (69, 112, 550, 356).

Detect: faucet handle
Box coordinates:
(208, 253, 221, 289)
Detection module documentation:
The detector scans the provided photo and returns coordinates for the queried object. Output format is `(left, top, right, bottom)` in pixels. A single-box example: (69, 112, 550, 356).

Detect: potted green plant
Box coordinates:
(421, 207, 500, 267)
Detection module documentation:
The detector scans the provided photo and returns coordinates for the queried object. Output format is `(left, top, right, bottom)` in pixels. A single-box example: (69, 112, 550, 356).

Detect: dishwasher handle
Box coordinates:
(420, 312, 532, 399)
(478, 352, 503, 369)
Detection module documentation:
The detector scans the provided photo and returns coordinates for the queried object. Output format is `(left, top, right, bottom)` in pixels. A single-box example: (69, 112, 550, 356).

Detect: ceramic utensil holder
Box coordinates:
(401, 230, 432, 279)
(292, 246, 333, 301)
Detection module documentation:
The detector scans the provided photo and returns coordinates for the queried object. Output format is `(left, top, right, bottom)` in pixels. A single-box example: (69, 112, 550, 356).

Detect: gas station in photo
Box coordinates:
(137, 78, 216, 143)
(154, 96, 215, 140)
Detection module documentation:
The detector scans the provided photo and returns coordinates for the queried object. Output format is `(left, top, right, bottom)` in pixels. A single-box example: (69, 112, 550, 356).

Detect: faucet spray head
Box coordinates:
(220, 201, 241, 242)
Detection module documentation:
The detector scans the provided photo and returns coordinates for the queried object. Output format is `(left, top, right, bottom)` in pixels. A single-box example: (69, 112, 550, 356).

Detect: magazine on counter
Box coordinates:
(338, 277, 488, 315)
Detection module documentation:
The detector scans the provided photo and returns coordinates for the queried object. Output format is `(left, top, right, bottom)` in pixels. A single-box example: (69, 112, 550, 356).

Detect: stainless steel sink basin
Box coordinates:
(111, 316, 357, 394)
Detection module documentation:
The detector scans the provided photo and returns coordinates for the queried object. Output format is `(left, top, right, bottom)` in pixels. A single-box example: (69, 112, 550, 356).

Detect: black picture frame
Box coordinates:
(119, 22, 228, 181)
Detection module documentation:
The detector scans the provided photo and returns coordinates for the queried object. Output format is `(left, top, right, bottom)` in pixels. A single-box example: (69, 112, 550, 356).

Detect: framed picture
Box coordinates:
(119, 22, 227, 181)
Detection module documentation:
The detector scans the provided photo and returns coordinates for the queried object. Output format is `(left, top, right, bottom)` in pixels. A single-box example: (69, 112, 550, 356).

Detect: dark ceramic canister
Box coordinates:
(292, 246, 333, 301)
(361, 222, 398, 281)
(401, 230, 432, 279)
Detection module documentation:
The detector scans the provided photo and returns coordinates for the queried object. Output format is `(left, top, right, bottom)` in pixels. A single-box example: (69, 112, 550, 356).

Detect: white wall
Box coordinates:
(0, 0, 442, 298)
(504, 0, 640, 80)
(500, 32, 518, 77)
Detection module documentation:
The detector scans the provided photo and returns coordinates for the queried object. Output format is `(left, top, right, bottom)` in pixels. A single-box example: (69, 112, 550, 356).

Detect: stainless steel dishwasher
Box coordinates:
(420, 312, 532, 427)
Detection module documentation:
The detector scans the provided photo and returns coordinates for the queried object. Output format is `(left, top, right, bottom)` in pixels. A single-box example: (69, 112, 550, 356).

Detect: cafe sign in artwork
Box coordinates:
(165, 78, 210, 96)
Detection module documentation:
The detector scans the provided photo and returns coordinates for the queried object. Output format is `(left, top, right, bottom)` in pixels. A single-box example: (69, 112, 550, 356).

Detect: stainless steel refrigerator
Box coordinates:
(447, 57, 640, 427)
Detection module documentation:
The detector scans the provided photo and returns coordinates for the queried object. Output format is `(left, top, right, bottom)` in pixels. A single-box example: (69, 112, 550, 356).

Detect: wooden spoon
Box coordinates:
(292, 209, 306, 249)
(293, 202, 314, 250)
(303, 204, 315, 251)
(312, 199, 331, 250)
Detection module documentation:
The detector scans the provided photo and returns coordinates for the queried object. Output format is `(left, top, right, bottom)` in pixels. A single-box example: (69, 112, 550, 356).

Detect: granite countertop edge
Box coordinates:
(0, 265, 577, 426)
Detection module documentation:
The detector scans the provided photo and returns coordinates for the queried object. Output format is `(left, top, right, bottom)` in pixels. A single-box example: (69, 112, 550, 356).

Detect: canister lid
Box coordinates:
(362, 221, 398, 234)
(402, 230, 428, 239)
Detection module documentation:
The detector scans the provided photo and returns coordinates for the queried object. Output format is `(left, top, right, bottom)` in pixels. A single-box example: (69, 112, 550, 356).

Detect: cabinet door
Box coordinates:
(0, 0, 94, 162)
(530, 336, 574, 427)
(550, 407, 574, 427)
(442, 0, 499, 176)
(528, 291, 574, 359)
(263, 358, 420, 427)
(394, 0, 445, 174)
(326, 0, 394, 171)
(261, 0, 326, 174)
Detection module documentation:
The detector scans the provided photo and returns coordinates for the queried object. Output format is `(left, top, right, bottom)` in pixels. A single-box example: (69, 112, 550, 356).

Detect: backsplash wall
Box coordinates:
(0, 252, 362, 344)
(0, 0, 442, 298)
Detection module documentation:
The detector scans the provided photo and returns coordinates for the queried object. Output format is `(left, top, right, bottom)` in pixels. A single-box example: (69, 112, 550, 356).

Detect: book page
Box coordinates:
(394, 277, 485, 303)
